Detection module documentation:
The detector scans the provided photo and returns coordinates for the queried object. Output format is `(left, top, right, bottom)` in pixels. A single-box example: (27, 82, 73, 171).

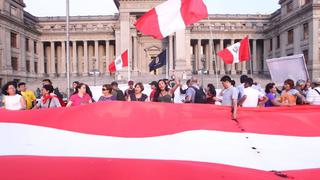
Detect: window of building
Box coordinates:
(269, 39, 273, 51)
(26, 38, 30, 52)
(10, 5, 18, 17)
(303, 23, 309, 40)
(11, 57, 18, 71)
(277, 36, 280, 49)
(288, 29, 294, 44)
(34, 62, 38, 73)
(11, 32, 18, 48)
(26, 60, 30, 72)
(34, 41, 37, 54)
(287, 1, 294, 13)
(303, 50, 309, 65)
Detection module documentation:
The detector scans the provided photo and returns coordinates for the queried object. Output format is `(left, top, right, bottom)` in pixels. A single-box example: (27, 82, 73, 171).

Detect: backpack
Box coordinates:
(191, 86, 207, 104)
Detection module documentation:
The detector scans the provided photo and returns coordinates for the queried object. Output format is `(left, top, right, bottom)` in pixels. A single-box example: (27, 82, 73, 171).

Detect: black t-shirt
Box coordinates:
(130, 93, 148, 102)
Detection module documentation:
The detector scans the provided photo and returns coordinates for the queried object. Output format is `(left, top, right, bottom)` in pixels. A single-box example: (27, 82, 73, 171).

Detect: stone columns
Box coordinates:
(20, 34, 26, 73)
(61, 41, 66, 75)
(38, 41, 45, 75)
(280, 32, 287, 57)
(1, 28, 12, 76)
(310, 18, 320, 79)
(94, 40, 99, 71)
(263, 39, 269, 73)
(252, 39, 257, 74)
(72, 41, 78, 74)
(132, 37, 138, 71)
(83, 41, 88, 75)
(208, 39, 213, 74)
(219, 39, 225, 75)
(105, 40, 110, 73)
(294, 25, 301, 54)
(169, 35, 174, 73)
(197, 39, 201, 72)
(29, 39, 35, 74)
(50, 41, 56, 76)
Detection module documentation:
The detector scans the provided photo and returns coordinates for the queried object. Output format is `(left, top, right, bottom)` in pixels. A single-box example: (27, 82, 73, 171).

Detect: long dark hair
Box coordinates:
(73, 83, 86, 95)
(153, 79, 170, 102)
(207, 84, 216, 97)
(1, 81, 18, 95)
(265, 83, 275, 94)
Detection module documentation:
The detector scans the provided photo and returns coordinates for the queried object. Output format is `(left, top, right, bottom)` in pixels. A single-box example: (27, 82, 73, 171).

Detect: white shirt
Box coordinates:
(4, 94, 23, 110)
(306, 87, 320, 105)
(242, 87, 265, 107)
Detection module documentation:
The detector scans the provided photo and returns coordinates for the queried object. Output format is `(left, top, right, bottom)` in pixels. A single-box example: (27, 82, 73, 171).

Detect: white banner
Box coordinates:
(266, 54, 309, 86)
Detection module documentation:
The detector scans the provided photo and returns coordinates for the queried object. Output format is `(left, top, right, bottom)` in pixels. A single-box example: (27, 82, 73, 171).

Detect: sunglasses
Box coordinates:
(102, 88, 107, 91)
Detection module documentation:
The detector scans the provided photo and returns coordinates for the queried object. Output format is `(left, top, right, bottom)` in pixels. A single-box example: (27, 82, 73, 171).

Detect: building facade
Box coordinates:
(0, 0, 319, 87)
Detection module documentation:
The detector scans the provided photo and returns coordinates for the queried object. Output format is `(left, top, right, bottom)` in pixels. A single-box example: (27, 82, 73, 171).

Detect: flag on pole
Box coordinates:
(217, 36, 251, 64)
(108, 50, 128, 72)
(1, 103, 320, 180)
(149, 49, 167, 72)
(134, 0, 208, 39)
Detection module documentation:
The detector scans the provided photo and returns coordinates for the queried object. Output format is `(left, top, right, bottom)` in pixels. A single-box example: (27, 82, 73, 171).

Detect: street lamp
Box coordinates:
(198, 57, 208, 88)
(89, 58, 100, 86)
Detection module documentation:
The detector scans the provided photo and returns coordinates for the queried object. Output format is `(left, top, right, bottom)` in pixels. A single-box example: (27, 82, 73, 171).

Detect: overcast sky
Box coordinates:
(24, 0, 280, 17)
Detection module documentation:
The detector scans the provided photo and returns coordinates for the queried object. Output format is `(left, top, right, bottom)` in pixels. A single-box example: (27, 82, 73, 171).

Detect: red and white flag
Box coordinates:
(134, 0, 208, 39)
(218, 36, 251, 64)
(1, 103, 320, 180)
(108, 50, 128, 72)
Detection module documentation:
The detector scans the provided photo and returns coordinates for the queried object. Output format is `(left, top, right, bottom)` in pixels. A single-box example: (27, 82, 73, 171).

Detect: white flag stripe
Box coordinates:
(226, 42, 241, 63)
(1, 123, 320, 171)
(114, 56, 123, 71)
(156, 0, 185, 37)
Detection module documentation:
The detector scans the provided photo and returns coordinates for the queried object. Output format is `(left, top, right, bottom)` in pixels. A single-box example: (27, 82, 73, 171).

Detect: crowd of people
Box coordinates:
(1, 75, 320, 119)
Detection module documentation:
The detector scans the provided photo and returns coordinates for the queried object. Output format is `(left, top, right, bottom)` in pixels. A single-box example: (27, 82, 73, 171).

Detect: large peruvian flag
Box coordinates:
(1, 102, 320, 179)
(135, 0, 208, 39)
(108, 50, 128, 72)
(218, 36, 251, 64)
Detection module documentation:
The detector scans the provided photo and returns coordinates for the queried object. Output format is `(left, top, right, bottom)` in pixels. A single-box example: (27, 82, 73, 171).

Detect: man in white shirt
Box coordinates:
(306, 78, 320, 105)
(239, 78, 268, 107)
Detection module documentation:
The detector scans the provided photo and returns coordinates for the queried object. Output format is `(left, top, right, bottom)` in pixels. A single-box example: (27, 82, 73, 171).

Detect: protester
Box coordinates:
(98, 84, 116, 102)
(185, 77, 206, 104)
(18, 82, 37, 110)
(237, 75, 248, 99)
(264, 83, 289, 107)
(34, 84, 61, 109)
(214, 76, 237, 120)
(295, 79, 307, 105)
(71, 81, 80, 95)
(306, 78, 320, 105)
(206, 84, 217, 104)
(128, 82, 148, 102)
(42, 79, 63, 99)
(149, 81, 158, 102)
(180, 79, 191, 95)
(280, 79, 306, 106)
(124, 80, 135, 100)
(66, 83, 93, 107)
(153, 79, 180, 103)
(238, 78, 268, 107)
(111, 81, 125, 101)
(1, 81, 26, 110)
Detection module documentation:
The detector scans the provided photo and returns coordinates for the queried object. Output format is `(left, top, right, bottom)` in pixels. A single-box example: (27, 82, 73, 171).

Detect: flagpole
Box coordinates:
(66, 0, 70, 98)
(166, 47, 169, 79)
(208, 16, 219, 89)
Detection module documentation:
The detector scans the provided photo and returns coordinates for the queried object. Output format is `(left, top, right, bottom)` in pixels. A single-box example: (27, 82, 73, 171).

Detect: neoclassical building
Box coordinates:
(0, 0, 319, 87)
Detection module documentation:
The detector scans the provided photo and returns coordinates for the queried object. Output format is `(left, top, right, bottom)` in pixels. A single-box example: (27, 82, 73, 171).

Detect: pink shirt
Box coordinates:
(69, 93, 92, 107)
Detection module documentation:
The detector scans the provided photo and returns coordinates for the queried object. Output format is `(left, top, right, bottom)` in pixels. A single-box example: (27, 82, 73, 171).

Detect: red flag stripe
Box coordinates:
(0, 156, 319, 180)
(180, 0, 209, 26)
(134, 8, 163, 39)
(0, 102, 320, 137)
